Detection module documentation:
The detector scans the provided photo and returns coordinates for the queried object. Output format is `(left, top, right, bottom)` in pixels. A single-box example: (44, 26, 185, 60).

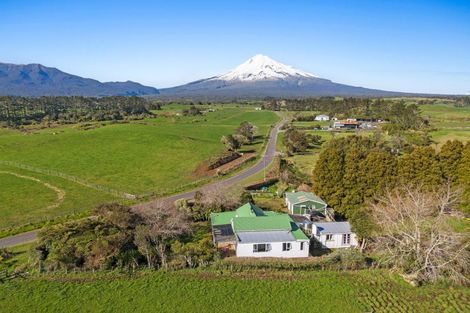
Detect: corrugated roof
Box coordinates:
(285, 191, 327, 206)
(237, 231, 295, 243)
(210, 203, 267, 226)
(235, 203, 265, 217)
(210, 211, 237, 226)
(312, 222, 353, 234)
(232, 214, 292, 232)
(211, 203, 309, 241)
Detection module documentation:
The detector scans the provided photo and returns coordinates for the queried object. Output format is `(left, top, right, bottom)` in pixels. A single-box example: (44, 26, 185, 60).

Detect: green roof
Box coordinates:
(232, 214, 292, 232)
(291, 222, 309, 240)
(210, 203, 266, 226)
(210, 202, 309, 241)
(235, 203, 265, 217)
(285, 191, 327, 206)
(210, 211, 237, 226)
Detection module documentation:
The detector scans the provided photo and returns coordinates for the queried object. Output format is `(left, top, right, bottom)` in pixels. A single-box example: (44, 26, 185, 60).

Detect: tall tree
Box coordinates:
(439, 140, 464, 183)
(457, 143, 470, 212)
(397, 146, 443, 189)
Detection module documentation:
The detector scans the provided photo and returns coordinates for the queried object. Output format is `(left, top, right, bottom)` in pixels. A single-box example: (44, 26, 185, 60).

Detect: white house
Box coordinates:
(311, 222, 358, 249)
(210, 203, 310, 258)
(314, 114, 330, 121)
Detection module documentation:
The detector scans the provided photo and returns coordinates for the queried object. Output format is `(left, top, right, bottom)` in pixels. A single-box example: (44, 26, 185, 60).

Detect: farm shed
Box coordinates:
(285, 191, 327, 215)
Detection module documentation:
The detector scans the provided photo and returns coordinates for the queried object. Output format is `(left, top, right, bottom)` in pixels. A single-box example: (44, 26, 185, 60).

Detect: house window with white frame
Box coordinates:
(342, 234, 351, 245)
(300, 242, 304, 250)
(253, 243, 271, 253)
(282, 242, 292, 251)
(326, 234, 333, 241)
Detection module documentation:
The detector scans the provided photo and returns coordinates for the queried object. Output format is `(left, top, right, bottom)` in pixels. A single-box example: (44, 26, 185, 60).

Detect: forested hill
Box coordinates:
(0, 63, 159, 97)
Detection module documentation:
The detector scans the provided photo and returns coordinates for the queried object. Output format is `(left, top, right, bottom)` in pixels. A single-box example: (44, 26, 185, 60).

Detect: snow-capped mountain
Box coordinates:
(159, 54, 404, 99)
(213, 54, 316, 81)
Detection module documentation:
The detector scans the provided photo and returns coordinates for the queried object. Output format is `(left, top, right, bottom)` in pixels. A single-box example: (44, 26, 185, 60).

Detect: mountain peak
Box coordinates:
(213, 54, 317, 82)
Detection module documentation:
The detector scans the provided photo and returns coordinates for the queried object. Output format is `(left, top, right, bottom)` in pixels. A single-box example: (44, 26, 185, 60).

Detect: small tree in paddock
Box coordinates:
(221, 134, 241, 151)
(237, 121, 257, 143)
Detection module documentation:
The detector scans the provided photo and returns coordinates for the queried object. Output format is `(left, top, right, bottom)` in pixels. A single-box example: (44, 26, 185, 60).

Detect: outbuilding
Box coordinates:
(311, 222, 358, 249)
(285, 191, 327, 215)
(314, 114, 330, 121)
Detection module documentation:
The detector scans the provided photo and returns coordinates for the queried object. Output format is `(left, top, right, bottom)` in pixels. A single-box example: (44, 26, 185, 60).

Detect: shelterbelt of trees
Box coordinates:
(314, 137, 470, 235)
(313, 137, 470, 284)
(264, 97, 426, 129)
(0, 96, 160, 127)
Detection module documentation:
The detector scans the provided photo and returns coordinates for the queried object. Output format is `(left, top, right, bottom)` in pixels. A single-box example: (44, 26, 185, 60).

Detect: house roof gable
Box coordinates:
(285, 191, 327, 206)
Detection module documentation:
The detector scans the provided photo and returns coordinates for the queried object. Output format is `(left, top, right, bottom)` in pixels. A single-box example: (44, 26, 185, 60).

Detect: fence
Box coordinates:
(0, 160, 136, 200)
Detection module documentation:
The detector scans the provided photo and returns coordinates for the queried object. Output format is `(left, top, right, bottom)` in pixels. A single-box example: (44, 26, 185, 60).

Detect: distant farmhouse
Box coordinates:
(311, 222, 358, 249)
(210, 203, 310, 258)
(314, 114, 330, 121)
(333, 120, 360, 129)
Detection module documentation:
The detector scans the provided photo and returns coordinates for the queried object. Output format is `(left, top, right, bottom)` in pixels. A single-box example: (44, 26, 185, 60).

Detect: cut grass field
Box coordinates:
(0, 269, 468, 313)
(420, 103, 470, 147)
(0, 106, 278, 232)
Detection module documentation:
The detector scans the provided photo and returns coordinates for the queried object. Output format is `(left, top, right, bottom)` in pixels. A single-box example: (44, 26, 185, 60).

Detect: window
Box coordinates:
(342, 234, 351, 245)
(300, 242, 304, 250)
(282, 243, 292, 251)
(326, 234, 333, 241)
(253, 243, 271, 253)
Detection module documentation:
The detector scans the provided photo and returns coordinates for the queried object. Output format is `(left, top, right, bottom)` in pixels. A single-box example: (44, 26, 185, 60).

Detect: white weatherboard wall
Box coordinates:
(313, 233, 358, 249)
(236, 241, 309, 258)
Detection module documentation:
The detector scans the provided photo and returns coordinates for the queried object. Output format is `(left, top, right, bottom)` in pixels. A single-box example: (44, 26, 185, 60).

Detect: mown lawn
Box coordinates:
(0, 106, 278, 231)
(0, 269, 468, 313)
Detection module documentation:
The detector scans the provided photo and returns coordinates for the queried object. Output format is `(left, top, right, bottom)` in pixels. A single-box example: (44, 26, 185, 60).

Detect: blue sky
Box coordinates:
(1, 0, 469, 94)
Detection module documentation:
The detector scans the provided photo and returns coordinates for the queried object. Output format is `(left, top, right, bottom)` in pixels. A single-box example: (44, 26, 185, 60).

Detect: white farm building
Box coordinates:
(311, 222, 358, 249)
(314, 114, 330, 121)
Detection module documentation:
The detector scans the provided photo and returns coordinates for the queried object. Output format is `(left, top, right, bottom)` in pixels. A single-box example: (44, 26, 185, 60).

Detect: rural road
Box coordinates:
(0, 118, 284, 248)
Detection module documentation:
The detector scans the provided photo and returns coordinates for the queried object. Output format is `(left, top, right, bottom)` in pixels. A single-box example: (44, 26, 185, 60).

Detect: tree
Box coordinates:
(360, 149, 398, 199)
(313, 138, 346, 209)
(139, 207, 191, 268)
(397, 146, 443, 190)
(182, 105, 202, 116)
(368, 184, 470, 285)
(134, 225, 158, 269)
(457, 143, 470, 212)
(94, 203, 141, 230)
(283, 127, 309, 155)
(179, 186, 245, 221)
(237, 121, 257, 143)
(221, 134, 241, 151)
(439, 140, 464, 183)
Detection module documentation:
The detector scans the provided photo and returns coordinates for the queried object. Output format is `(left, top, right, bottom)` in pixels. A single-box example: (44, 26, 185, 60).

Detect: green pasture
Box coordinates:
(0, 106, 278, 232)
(419, 103, 470, 146)
(0, 269, 468, 313)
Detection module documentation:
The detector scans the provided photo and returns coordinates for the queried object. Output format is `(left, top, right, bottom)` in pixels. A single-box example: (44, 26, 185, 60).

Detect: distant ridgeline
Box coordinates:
(0, 96, 161, 127)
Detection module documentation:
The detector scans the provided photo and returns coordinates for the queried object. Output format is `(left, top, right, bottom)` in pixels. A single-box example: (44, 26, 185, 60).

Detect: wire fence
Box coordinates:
(0, 160, 136, 200)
